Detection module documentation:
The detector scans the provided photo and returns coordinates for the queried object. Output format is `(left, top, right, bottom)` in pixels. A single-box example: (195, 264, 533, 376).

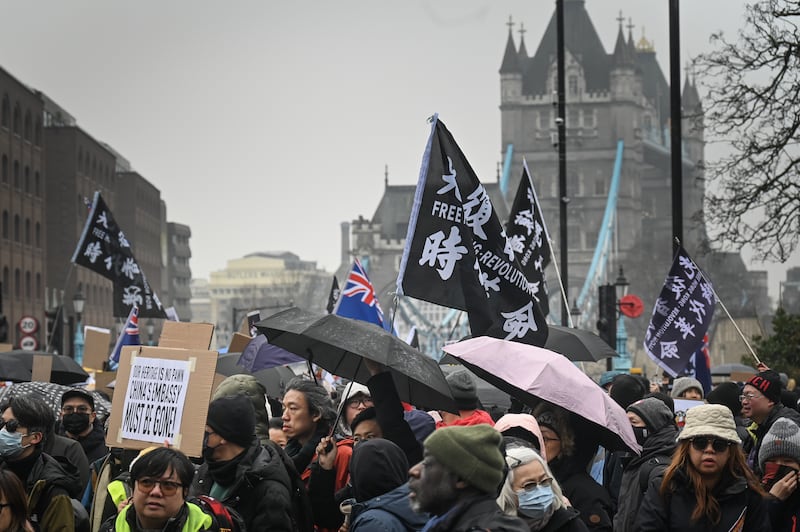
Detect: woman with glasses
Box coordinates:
(0, 470, 33, 532)
(99, 447, 215, 532)
(498, 443, 588, 532)
(636, 404, 771, 531)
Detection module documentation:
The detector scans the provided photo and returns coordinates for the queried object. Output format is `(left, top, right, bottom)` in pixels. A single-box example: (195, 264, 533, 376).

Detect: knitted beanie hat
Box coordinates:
(207, 394, 256, 448)
(706, 382, 742, 417)
(446, 369, 479, 411)
(627, 397, 675, 432)
(609, 374, 645, 409)
(671, 377, 704, 399)
(758, 417, 800, 472)
(423, 424, 504, 495)
(746, 370, 783, 404)
(678, 404, 741, 444)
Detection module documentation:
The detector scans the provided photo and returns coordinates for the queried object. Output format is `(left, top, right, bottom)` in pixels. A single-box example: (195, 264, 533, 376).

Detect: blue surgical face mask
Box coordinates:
(0, 428, 27, 459)
(517, 485, 555, 519)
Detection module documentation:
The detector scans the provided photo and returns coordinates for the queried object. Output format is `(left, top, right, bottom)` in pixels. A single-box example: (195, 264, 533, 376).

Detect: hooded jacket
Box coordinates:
(212, 374, 272, 447)
(635, 468, 771, 531)
(350, 484, 428, 532)
(422, 494, 529, 532)
(43, 433, 90, 497)
(15, 450, 81, 532)
(613, 420, 677, 531)
(191, 437, 293, 531)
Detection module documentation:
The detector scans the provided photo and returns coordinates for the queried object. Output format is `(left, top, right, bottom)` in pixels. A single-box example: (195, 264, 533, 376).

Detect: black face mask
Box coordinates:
(63, 413, 91, 435)
(633, 426, 649, 446)
(202, 431, 218, 462)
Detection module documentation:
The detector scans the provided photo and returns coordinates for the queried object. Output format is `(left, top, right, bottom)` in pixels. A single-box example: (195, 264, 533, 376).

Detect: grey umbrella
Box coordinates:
(544, 325, 618, 362)
(215, 353, 296, 396)
(256, 307, 457, 412)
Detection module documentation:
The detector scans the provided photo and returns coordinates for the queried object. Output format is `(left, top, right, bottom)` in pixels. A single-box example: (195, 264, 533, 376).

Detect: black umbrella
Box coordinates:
(0, 350, 89, 385)
(0, 381, 112, 420)
(256, 307, 457, 412)
(544, 325, 618, 362)
(0, 358, 32, 382)
(215, 353, 296, 396)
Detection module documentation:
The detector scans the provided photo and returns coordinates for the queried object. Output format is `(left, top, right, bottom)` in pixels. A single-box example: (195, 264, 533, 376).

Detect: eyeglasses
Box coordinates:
(0, 419, 21, 433)
(519, 477, 553, 491)
(136, 478, 184, 496)
(739, 393, 762, 403)
(690, 437, 732, 453)
(61, 405, 92, 415)
(346, 397, 373, 408)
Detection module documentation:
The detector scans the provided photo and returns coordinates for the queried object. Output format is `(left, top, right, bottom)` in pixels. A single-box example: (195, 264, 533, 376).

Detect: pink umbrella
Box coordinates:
(442, 336, 640, 453)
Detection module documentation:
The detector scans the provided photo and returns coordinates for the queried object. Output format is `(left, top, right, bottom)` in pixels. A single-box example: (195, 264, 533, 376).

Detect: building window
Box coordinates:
(34, 172, 40, 196)
(34, 119, 42, 145)
(14, 269, 20, 298)
(0, 95, 8, 128)
(25, 271, 31, 298)
(12, 104, 21, 135)
(13, 215, 20, 242)
(24, 166, 30, 193)
(24, 218, 30, 244)
(568, 108, 580, 128)
(568, 75, 579, 96)
(643, 114, 652, 132)
(24, 110, 32, 141)
(1, 155, 6, 183)
(595, 178, 605, 195)
(36, 273, 42, 299)
(13, 161, 19, 189)
(1, 211, 7, 238)
(35, 222, 40, 247)
(584, 109, 596, 128)
(2, 268, 7, 296)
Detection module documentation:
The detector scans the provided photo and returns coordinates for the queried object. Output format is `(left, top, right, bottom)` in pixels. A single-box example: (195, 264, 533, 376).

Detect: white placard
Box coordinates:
(121, 356, 190, 445)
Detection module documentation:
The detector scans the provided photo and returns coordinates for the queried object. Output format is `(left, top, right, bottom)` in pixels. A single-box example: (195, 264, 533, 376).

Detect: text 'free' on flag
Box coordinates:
(396, 115, 548, 346)
(643, 246, 715, 377)
(505, 160, 552, 316)
(71, 191, 167, 318)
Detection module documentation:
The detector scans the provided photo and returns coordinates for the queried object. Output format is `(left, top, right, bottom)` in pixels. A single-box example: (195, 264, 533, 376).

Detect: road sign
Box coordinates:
(19, 335, 39, 351)
(18, 316, 39, 335)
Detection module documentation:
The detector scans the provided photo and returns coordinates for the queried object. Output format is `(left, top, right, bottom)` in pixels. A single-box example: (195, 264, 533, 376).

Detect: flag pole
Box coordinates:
(45, 263, 76, 353)
(710, 286, 761, 365)
(547, 239, 574, 328)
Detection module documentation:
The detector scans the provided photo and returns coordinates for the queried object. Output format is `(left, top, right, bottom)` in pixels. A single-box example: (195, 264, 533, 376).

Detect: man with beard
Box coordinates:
(408, 424, 527, 531)
(58, 389, 107, 463)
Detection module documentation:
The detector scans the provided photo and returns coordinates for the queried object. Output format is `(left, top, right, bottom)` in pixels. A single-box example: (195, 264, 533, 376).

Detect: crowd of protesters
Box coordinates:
(0, 361, 797, 531)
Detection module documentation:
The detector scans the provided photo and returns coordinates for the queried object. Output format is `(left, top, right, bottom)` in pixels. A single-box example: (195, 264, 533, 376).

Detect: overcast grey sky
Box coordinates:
(2, 1, 795, 300)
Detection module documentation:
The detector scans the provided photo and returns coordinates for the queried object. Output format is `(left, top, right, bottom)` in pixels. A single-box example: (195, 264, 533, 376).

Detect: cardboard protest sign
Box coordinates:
(31, 355, 52, 382)
(83, 327, 112, 370)
(227, 332, 252, 354)
(673, 398, 705, 428)
(158, 322, 214, 350)
(0, 344, 13, 353)
(106, 346, 217, 457)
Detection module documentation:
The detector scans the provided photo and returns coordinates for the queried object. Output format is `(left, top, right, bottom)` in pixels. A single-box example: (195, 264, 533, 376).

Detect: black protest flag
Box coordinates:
(396, 116, 548, 346)
(643, 246, 715, 377)
(505, 160, 552, 316)
(326, 276, 340, 314)
(71, 191, 167, 318)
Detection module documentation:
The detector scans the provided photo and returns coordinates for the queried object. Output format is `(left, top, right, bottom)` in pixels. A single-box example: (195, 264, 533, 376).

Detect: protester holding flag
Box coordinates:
(636, 404, 770, 531)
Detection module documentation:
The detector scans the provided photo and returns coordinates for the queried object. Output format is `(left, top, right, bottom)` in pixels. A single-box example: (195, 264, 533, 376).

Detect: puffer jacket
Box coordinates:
(191, 439, 293, 531)
(613, 423, 677, 532)
(350, 484, 429, 532)
(635, 467, 771, 531)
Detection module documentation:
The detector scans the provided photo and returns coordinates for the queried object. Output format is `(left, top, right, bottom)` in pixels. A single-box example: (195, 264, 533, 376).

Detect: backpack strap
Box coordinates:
(638, 455, 671, 493)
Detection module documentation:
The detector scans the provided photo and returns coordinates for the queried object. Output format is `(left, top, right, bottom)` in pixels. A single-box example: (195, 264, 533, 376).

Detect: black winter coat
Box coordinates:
(422, 495, 529, 532)
(534, 506, 589, 532)
(635, 467, 772, 531)
(191, 440, 293, 532)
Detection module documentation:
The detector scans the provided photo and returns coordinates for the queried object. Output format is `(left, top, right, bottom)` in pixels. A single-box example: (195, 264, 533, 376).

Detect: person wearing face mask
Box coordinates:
(613, 397, 677, 532)
(190, 394, 294, 531)
(757, 417, 800, 531)
(497, 444, 588, 532)
(57, 389, 107, 464)
(0, 395, 79, 531)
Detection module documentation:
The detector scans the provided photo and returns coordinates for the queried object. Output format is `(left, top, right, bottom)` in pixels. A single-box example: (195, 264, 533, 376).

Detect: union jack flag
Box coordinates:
(109, 305, 141, 367)
(335, 259, 390, 330)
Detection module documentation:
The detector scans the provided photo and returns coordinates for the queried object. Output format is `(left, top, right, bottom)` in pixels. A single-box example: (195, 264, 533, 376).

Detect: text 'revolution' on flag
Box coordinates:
(71, 191, 167, 318)
(334, 259, 390, 330)
(505, 160, 552, 316)
(643, 246, 715, 377)
(396, 115, 548, 346)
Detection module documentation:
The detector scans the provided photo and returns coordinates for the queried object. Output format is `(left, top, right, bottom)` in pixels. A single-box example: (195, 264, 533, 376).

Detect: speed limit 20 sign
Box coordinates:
(17, 316, 39, 335)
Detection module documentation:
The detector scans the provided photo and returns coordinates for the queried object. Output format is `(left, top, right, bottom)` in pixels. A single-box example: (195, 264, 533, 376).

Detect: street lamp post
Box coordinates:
(146, 319, 155, 346)
(613, 267, 632, 372)
(72, 286, 85, 365)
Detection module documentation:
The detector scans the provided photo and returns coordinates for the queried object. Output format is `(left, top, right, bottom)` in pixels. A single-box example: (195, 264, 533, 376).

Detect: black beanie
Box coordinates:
(207, 394, 255, 448)
(610, 374, 645, 410)
(747, 370, 783, 404)
(706, 382, 742, 417)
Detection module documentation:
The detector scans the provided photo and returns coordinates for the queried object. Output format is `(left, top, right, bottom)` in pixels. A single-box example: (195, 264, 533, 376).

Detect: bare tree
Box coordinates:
(694, 0, 800, 262)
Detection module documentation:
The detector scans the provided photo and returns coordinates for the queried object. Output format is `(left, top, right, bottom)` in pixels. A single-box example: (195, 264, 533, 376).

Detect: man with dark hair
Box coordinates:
(191, 394, 294, 531)
(350, 407, 382, 445)
(100, 447, 214, 531)
(0, 394, 79, 531)
(408, 424, 527, 531)
(741, 369, 800, 475)
(58, 388, 107, 463)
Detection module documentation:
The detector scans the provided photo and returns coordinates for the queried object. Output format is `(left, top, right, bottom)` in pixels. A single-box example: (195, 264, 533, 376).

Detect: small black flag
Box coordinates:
(326, 276, 340, 314)
(71, 191, 167, 318)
